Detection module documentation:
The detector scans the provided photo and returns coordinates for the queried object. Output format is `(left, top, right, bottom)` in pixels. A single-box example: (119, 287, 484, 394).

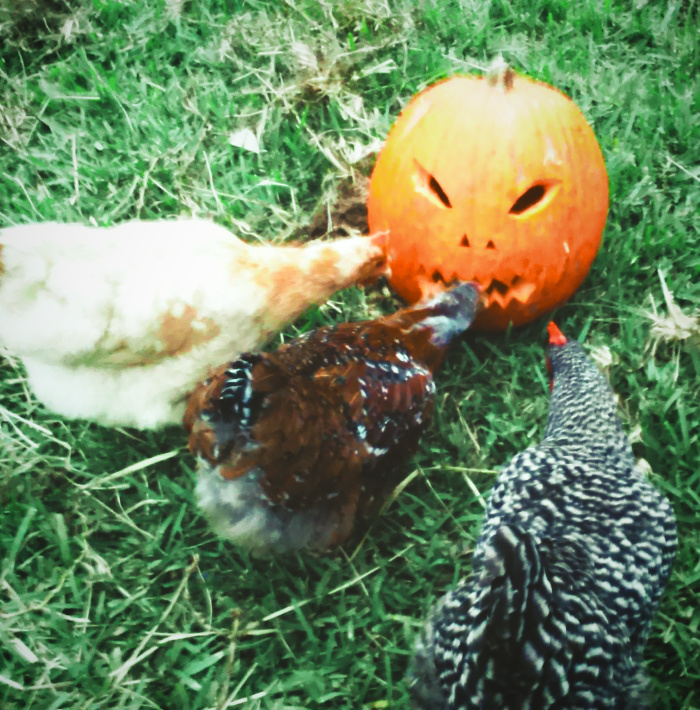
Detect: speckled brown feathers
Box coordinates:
(184, 281, 482, 554)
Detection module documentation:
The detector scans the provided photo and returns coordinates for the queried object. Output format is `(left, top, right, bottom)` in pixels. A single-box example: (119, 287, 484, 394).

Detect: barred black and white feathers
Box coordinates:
(408, 322, 677, 709)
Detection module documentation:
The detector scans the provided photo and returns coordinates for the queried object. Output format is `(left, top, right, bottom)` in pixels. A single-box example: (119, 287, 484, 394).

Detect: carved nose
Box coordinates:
(459, 235, 497, 250)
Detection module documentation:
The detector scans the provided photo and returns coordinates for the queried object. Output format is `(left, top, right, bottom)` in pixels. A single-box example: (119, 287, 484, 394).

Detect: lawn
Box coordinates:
(1, 0, 698, 708)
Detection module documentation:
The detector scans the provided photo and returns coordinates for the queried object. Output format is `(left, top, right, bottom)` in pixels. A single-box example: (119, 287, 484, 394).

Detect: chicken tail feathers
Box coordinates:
(215, 355, 258, 422)
(473, 525, 557, 671)
(184, 353, 264, 459)
(447, 526, 572, 707)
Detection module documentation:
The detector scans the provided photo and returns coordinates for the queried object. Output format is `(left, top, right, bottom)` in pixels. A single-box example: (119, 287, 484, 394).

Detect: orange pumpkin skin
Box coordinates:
(367, 69, 609, 330)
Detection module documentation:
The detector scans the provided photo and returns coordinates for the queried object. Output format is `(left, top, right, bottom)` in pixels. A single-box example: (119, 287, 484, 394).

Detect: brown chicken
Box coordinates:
(184, 281, 483, 555)
(0, 218, 385, 428)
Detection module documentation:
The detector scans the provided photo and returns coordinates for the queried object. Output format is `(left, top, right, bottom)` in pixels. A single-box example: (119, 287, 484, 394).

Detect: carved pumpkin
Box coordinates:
(367, 63, 608, 330)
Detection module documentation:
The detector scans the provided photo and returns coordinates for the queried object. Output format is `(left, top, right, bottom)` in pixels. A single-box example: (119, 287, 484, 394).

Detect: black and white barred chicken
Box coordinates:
(407, 321, 677, 709)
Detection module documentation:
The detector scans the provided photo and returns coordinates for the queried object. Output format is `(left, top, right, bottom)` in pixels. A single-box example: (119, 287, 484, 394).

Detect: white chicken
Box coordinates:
(0, 218, 386, 429)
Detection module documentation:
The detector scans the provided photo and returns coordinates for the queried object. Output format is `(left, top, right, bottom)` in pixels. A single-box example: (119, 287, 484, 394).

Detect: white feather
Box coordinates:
(0, 218, 384, 428)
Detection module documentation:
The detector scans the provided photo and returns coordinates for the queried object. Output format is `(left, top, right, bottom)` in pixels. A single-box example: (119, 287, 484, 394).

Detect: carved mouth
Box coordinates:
(422, 268, 536, 309)
(482, 275, 536, 309)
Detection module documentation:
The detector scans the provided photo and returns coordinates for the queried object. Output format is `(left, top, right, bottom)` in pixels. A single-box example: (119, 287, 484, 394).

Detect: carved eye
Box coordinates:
(509, 180, 561, 216)
(413, 160, 452, 208)
(428, 175, 451, 207)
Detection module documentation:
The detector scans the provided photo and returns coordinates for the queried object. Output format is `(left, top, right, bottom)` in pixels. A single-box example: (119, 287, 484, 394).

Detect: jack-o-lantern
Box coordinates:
(367, 62, 608, 330)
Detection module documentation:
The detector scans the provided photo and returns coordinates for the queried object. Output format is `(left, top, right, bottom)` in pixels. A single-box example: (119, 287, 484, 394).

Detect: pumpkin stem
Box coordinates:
(486, 55, 515, 91)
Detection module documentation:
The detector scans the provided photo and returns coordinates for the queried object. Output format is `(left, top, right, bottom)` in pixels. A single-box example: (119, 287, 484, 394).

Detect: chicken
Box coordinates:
(184, 280, 483, 555)
(407, 322, 677, 709)
(0, 218, 386, 429)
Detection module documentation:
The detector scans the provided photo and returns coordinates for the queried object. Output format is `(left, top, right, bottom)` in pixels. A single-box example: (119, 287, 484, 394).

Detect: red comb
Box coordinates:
(547, 321, 568, 346)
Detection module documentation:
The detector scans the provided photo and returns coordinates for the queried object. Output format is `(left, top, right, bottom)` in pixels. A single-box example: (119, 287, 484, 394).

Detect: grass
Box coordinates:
(0, 0, 698, 707)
